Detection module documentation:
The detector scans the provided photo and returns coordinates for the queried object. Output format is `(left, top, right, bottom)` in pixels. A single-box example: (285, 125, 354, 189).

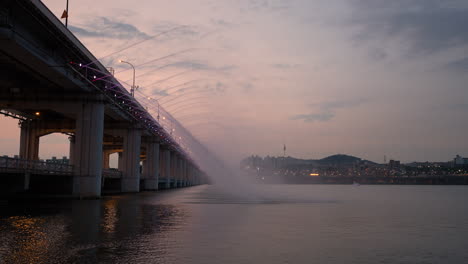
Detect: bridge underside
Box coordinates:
(0, 0, 207, 198)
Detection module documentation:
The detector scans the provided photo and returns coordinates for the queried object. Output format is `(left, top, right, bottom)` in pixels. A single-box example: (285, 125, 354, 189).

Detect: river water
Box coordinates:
(1, 184, 467, 264)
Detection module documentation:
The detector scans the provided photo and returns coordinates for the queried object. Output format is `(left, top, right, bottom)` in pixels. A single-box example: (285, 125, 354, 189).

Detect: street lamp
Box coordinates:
(119, 60, 138, 97)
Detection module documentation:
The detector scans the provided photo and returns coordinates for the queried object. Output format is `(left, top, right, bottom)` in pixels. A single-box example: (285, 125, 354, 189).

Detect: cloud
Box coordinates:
(272, 63, 300, 69)
(193, 81, 229, 95)
(210, 19, 235, 28)
(446, 57, 468, 72)
(242, 82, 254, 92)
(291, 98, 368, 123)
(317, 98, 368, 110)
(169, 60, 236, 72)
(70, 17, 150, 39)
(349, 0, 468, 55)
(242, 0, 292, 12)
(449, 103, 468, 111)
(152, 21, 200, 38)
(151, 89, 169, 96)
(290, 112, 334, 122)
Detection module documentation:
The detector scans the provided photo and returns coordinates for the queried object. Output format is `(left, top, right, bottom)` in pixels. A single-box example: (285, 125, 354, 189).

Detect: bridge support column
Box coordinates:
(193, 166, 197, 185)
(180, 158, 185, 187)
(185, 161, 189, 186)
(181, 159, 186, 187)
(195, 168, 200, 185)
(158, 146, 163, 188)
(179, 159, 184, 187)
(186, 164, 190, 186)
(182, 159, 187, 187)
(174, 157, 180, 188)
(118, 152, 123, 170)
(186, 164, 191, 186)
(170, 152, 177, 188)
(69, 136, 75, 166)
(121, 128, 141, 192)
(142, 140, 159, 190)
(73, 101, 105, 198)
(102, 150, 112, 169)
(164, 149, 171, 189)
(19, 121, 40, 160)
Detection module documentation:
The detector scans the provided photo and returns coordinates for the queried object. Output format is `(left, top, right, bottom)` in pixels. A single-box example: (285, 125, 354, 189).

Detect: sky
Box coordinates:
(1, 0, 468, 164)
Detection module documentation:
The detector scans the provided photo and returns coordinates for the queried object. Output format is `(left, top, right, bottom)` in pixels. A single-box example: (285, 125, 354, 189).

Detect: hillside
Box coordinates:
(318, 154, 371, 165)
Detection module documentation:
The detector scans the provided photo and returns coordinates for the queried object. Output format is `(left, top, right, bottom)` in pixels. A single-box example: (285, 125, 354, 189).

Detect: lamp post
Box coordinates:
(119, 60, 137, 97)
(65, 0, 69, 27)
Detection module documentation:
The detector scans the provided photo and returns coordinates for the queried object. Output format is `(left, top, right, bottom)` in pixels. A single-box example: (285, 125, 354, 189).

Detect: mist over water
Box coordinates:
(195, 153, 276, 202)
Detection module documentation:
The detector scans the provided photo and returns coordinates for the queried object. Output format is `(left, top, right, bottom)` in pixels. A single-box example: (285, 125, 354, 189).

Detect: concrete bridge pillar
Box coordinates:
(180, 158, 185, 187)
(19, 121, 40, 160)
(164, 149, 171, 189)
(158, 146, 163, 188)
(161, 149, 171, 189)
(183, 160, 188, 187)
(170, 152, 177, 188)
(185, 162, 190, 186)
(118, 152, 123, 170)
(184, 160, 188, 187)
(121, 128, 142, 192)
(192, 166, 197, 186)
(186, 164, 192, 186)
(168, 152, 173, 188)
(73, 101, 105, 198)
(180, 159, 185, 187)
(174, 156, 179, 188)
(195, 168, 200, 185)
(178, 157, 183, 187)
(142, 139, 159, 190)
(69, 136, 75, 166)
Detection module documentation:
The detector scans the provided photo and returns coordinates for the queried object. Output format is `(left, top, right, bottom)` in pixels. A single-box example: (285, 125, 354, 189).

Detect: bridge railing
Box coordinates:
(102, 168, 122, 178)
(0, 157, 73, 175)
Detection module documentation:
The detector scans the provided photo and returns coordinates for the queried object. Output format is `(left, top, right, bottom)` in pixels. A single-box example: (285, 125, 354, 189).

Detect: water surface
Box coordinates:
(1, 185, 467, 263)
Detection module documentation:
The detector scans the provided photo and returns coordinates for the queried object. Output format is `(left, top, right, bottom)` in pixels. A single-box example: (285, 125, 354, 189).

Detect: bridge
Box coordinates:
(0, 0, 212, 198)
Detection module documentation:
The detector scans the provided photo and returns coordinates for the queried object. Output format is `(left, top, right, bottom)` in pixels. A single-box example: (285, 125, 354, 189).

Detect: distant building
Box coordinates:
(454, 155, 468, 166)
(389, 159, 400, 169)
(45, 156, 69, 165)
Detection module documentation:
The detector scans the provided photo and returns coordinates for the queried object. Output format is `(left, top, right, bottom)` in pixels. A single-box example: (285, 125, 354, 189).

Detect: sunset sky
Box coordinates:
(1, 0, 468, 164)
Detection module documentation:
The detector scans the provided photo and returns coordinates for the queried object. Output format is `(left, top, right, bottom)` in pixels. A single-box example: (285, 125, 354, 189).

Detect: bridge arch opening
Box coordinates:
(38, 133, 71, 163)
(109, 152, 119, 169)
(0, 116, 20, 157)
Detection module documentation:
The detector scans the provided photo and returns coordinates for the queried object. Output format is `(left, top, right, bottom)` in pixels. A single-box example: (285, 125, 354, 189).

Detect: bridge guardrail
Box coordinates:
(102, 168, 122, 179)
(0, 157, 73, 175)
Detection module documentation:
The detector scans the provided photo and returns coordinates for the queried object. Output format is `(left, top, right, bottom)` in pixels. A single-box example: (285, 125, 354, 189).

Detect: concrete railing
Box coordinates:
(102, 168, 122, 179)
(0, 157, 73, 175)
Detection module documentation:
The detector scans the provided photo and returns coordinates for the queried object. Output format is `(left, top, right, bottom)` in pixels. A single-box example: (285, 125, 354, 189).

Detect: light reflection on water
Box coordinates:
(1, 185, 468, 264)
(1, 215, 68, 264)
(0, 192, 190, 264)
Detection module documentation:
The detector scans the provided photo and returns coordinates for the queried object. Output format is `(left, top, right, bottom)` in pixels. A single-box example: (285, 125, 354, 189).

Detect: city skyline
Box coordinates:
(1, 0, 467, 164)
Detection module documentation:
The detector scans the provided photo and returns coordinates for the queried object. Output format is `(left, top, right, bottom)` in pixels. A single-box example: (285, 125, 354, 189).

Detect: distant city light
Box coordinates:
(309, 173, 320, 176)
(34, 112, 40, 116)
